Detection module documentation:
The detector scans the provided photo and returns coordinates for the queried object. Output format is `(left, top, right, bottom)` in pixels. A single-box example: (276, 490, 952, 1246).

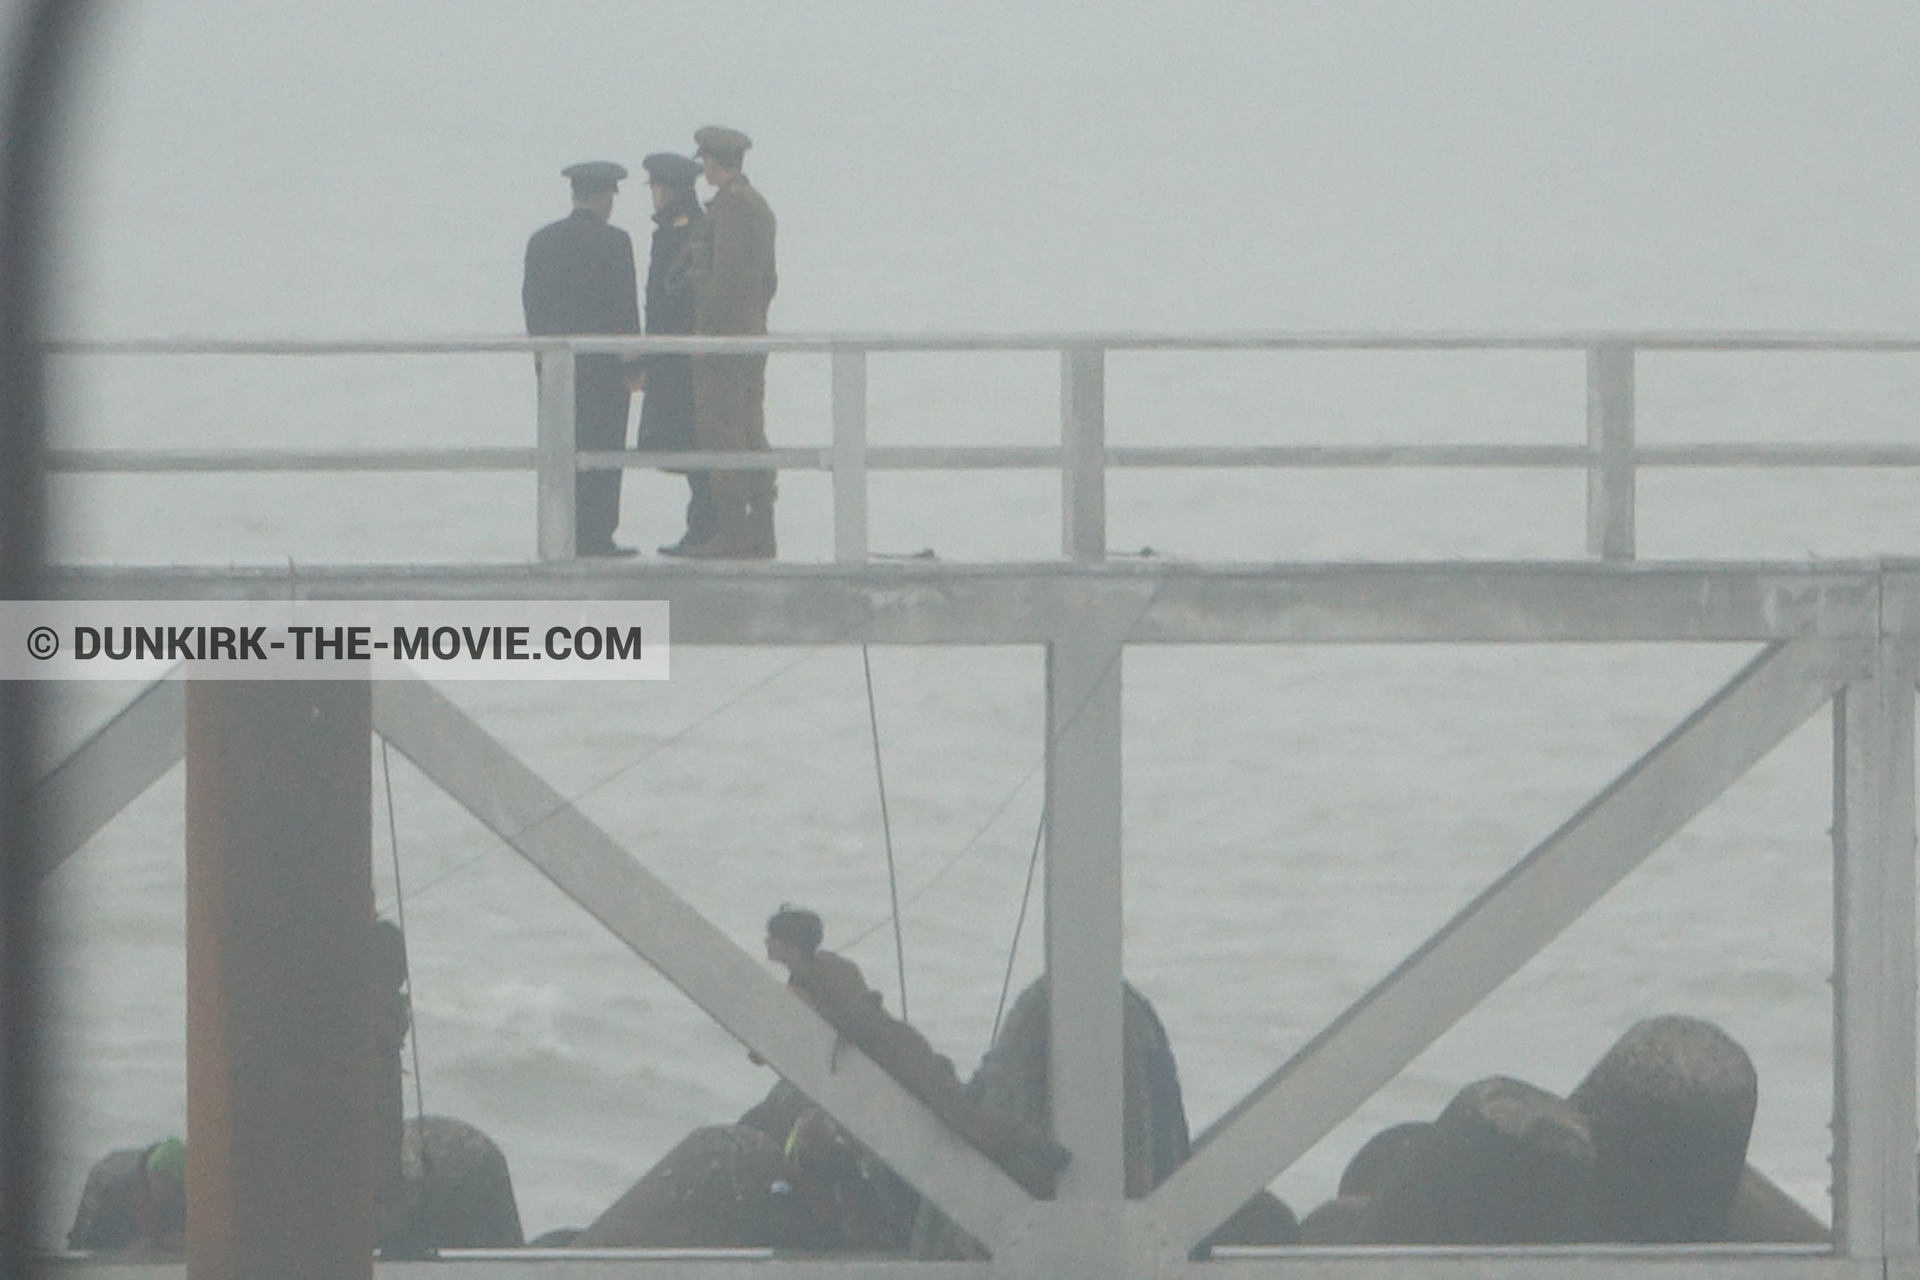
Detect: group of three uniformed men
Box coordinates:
(522, 125, 777, 559)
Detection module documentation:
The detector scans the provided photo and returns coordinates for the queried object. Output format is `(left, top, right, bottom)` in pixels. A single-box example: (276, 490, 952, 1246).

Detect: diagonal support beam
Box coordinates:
(369, 675, 1031, 1249)
(33, 671, 185, 878)
(1148, 638, 1857, 1254)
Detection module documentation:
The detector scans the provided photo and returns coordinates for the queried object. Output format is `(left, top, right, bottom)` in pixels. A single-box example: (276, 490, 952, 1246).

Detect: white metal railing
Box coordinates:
(44, 332, 1920, 564)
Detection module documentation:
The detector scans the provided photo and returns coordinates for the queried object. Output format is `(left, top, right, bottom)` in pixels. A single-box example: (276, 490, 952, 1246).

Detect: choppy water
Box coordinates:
(32, 0, 1920, 1244)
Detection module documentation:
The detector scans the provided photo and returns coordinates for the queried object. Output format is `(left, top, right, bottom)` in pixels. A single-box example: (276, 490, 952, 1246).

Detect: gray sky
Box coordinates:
(49, 0, 1920, 336)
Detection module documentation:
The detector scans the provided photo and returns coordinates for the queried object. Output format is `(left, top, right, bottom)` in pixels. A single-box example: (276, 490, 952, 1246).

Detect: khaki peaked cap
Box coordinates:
(693, 126, 752, 160)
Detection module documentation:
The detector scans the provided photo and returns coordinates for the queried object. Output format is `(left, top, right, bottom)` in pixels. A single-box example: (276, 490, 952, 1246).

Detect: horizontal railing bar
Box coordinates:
(583, 445, 1590, 473)
(580, 447, 1065, 471)
(45, 447, 538, 473)
(47, 337, 553, 356)
(30, 1251, 1870, 1280)
(576, 449, 827, 471)
(867, 445, 1060, 469)
(1638, 444, 1920, 467)
(42, 330, 1920, 357)
(1109, 445, 1588, 468)
(52, 442, 1920, 476)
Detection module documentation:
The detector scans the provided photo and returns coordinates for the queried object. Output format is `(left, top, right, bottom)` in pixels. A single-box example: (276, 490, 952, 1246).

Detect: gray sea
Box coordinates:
(32, 0, 1920, 1244)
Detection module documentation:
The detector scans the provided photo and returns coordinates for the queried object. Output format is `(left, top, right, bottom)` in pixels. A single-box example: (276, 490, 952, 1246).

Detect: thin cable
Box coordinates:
(530, 644, 833, 826)
(838, 752, 1043, 952)
(983, 582, 1168, 1040)
(841, 580, 1167, 954)
(381, 740, 429, 1126)
(380, 739, 433, 1246)
(403, 644, 829, 903)
(990, 808, 1047, 1045)
(861, 645, 910, 1023)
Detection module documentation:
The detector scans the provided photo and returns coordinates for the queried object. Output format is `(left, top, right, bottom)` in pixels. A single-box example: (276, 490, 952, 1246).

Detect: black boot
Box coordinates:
(660, 473, 716, 556)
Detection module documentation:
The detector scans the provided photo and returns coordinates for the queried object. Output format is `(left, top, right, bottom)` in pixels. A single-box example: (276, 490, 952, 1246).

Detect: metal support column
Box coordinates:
(1585, 342, 1636, 561)
(832, 345, 869, 564)
(1831, 640, 1919, 1273)
(535, 347, 578, 561)
(1061, 345, 1107, 562)
(185, 680, 373, 1280)
(1044, 627, 1127, 1202)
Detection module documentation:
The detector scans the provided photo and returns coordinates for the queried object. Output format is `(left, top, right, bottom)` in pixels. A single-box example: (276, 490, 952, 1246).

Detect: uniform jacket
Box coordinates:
(688, 174, 777, 336)
(786, 949, 890, 1048)
(635, 191, 702, 451)
(645, 190, 703, 341)
(781, 949, 1061, 1194)
(522, 208, 640, 339)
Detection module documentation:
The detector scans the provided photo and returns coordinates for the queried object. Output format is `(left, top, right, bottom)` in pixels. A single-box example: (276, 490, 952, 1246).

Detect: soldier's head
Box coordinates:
(766, 904, 822, 967)
(693, 126, 751, 185)
(563, 160, 627, 220)
(643, 152, 702, 213)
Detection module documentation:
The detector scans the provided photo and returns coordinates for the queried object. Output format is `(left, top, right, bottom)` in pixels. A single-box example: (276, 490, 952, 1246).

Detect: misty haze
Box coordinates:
(31, 0, 1920, 1256)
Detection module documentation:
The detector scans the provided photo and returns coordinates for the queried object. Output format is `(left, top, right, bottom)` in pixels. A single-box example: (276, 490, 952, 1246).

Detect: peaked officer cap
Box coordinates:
(693, 126, 752, 162)
(642, 152, 703, 188)
(562, 160, 628, 193)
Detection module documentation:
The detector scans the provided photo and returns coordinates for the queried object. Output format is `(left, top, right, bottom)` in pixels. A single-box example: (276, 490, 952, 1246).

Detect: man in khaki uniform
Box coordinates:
(677, 125, 778, 559)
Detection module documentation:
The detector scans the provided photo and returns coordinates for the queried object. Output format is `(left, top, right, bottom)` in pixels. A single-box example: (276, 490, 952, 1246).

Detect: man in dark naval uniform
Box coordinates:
(522, 160, 641, 557)
(635, 152, 711, 555)
(679, 125, 778, 559)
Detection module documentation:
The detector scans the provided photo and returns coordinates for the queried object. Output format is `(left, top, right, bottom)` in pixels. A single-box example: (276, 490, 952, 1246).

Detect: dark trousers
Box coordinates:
(692, 351, 771, 510)
(684, 472, 716, 545)
(575, 358, 632, 547)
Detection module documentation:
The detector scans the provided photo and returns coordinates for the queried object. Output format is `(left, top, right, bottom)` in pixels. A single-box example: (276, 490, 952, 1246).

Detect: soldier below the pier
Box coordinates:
(757, 905, 1071, 1197)
(633, 151, 712, 556)
(672, 126, 777, 559)
(66, 1135, 186, 1254)
(522, 160, 642, 557)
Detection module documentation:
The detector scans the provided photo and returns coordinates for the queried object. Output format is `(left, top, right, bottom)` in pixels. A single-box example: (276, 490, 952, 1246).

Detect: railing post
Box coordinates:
(832, 345, 869, 565)
(1832, 639, 1919, 1270)
(535, 346, 577, 561)
(1061, 344, 1107, 562)
(1585, 342, 1635, 560)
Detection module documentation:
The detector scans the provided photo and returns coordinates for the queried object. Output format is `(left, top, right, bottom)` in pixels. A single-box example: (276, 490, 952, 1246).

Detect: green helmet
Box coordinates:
(145, 1136, 186, 1183)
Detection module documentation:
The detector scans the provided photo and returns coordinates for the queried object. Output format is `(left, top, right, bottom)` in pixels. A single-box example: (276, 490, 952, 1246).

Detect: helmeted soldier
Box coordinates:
(634, 152, 712, 555)
(522, 160, 642, 557)
(675, 126, 778, 559)
(67, 1136, 186, 1253)
(757, 906, 1071, 1197)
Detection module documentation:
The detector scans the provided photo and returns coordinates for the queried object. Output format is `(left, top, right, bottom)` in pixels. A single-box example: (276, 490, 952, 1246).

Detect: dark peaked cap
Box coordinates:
(643, 153, 702, 188)
(563, 160, 628, 193)
(694, 126, 752, 161)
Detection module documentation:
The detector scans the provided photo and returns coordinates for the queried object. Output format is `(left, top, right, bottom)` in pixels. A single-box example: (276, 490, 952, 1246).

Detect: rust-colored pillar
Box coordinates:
(186, 680, 372, 1280)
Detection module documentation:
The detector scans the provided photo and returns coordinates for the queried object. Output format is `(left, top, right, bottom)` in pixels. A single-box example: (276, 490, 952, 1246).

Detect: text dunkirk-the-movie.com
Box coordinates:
(2, 602, 669, 681)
